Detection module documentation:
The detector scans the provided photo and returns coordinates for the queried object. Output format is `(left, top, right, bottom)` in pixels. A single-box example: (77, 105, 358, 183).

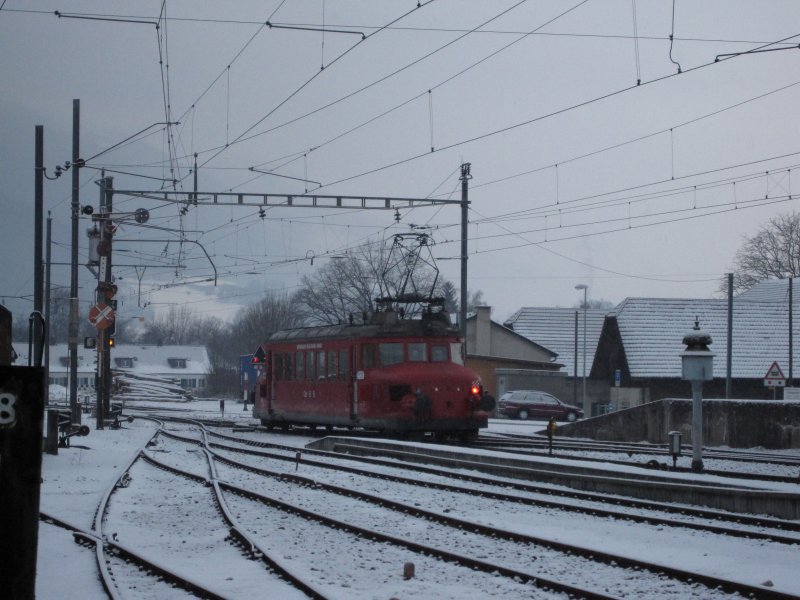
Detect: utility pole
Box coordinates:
(94, 176, 115, 429)
(574, 310, 578, 405)
(45, 212, 52, 371)
(459, 163, 471, 340)
(69, 99, 80, 423)
(34, 126, 45, 362)
(726, 272, 733, 398)
(789, 277, 793, 388)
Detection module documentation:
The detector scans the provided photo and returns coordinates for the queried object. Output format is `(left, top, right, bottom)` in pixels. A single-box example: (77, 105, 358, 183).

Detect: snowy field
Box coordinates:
(35, 398, 800, 598)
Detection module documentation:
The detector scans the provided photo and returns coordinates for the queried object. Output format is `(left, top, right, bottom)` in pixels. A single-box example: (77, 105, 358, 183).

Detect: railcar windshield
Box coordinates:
(431, 345, 448, 362)
(408, 342, 427, 362)
(379, 342, 404, 366)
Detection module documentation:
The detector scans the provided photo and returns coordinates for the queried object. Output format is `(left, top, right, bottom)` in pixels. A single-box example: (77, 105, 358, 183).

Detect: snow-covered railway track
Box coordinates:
(157, 428, 793, 599)
(205, 427, 800, 542)
(149, 432, 599, 599)
(109, 446, 321, 599)
(40, 512, 214, 599)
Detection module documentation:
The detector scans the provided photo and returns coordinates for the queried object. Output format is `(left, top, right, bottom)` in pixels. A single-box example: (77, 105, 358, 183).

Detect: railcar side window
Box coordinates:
(379, 342, 404, 366)
(275, 354, 284, 381)
(450, 342, 465, 365)
(317, 351, 326, 381)
(327, 351, 337, 380)
(408, 342, 427, 362)
(307, 351, 316, 381)
(296, 352, 305, 381)
(431, 345, 448, 362)
(285, 353, 293, 380)
(339, 349, 349, 380)
(362, 344, 376, 369)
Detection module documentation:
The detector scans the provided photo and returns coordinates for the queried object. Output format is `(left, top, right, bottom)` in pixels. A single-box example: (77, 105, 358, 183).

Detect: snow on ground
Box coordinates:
(35, 399, 800, 598)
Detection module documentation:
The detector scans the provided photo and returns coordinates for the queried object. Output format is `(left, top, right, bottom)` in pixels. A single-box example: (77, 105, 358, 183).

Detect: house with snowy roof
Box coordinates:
(14, 342, 210, 394)
(592, 294, 797, 405)
(503, 306, 608, 415)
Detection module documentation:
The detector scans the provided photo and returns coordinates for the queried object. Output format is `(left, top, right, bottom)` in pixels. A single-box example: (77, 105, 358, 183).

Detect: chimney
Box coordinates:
(475, 306, 491, 356)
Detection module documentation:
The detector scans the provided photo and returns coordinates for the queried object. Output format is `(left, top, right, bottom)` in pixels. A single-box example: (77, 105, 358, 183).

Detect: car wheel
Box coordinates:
(517, 409, 529, 420)
(566, 411, 577, 422)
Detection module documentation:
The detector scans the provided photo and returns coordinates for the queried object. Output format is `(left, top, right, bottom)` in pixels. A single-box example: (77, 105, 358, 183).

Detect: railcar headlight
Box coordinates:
(471, 385, 481, 396)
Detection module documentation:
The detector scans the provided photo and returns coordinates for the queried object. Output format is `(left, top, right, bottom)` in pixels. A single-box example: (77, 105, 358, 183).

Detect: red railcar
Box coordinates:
(253, 309, 494, 440)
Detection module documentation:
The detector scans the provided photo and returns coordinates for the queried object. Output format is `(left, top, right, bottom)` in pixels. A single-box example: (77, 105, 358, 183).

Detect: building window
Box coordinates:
(115, 357, 134, 368)
(59, 357, 69, 367)
(168, 358, 187, 369)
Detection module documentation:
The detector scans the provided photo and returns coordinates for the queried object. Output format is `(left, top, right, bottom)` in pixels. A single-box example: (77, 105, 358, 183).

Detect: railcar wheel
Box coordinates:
(458, 429, 478, 443)
(433, 431, 449, 442)
(517, 409, 529, 420)
(566, 411, 578, 422)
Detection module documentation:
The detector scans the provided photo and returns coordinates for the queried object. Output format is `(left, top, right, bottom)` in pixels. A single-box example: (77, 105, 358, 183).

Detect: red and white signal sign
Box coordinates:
(764, 361, 786, 387)
(88, 302, 116, 331)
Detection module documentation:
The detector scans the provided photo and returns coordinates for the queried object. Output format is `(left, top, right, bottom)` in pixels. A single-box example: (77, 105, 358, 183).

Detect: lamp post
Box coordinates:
(680, 319, 714, 472)
(575, 284, 588, 415)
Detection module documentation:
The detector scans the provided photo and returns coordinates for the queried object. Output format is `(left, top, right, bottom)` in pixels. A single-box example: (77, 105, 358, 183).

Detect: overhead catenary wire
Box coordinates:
(198, 0, 439, 169)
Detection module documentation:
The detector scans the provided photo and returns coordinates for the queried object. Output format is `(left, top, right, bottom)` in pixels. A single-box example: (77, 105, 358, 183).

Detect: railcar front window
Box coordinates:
(450, 342, 465, 365)
(408, 342, 427, 362)
(379, 343, 404, 366)
(431, 345, 448, 362)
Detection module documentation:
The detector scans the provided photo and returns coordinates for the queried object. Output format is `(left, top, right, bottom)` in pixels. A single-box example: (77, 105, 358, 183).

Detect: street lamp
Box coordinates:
(575, 284, 588, 415)
(680, 319, 714, 472)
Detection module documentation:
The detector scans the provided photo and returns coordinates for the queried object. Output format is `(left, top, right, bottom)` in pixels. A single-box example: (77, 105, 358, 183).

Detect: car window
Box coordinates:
(524, 392, 541, 403)
(541, 395, 558, 405)
(510, 391, 526, 401)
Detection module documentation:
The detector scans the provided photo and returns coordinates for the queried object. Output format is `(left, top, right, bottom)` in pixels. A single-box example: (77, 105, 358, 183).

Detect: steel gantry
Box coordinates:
(113, 167, 472, 336)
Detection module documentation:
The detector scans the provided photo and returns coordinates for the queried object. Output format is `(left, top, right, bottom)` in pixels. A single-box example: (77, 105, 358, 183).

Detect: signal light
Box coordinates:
(471, 385, 481, 396)
(108, 337, 115, 348)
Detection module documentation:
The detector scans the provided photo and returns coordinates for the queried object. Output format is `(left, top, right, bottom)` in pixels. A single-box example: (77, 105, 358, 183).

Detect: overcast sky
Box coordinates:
(2, 1, 799, 329)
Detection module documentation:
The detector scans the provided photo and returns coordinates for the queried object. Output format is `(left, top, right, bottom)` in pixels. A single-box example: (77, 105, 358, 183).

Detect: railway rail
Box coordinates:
(480, 429, 800, 473)
(150, 417, 797, 598)
(198, 423, 800, 537)
(153, 428, 765, 599)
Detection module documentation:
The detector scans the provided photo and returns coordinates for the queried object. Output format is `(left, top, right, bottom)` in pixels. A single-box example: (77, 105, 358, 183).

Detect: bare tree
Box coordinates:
(725, 211, 800, 293)
(230, 292, 306, 354)
(295, 242, 388, 325)
(439, 280, 458, 313)
(139, 305, 202, 345)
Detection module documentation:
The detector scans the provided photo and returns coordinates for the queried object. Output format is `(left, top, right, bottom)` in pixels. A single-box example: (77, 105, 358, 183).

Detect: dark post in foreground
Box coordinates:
(0, 306, 47, 599)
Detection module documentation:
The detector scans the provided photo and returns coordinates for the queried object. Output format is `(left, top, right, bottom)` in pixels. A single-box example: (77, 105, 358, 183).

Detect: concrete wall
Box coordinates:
(559, 398, 800, 449)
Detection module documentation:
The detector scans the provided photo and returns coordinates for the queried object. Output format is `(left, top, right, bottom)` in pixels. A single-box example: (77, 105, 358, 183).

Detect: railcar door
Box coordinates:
(266, 351, 273, 413)
(350, 345, 359, 420)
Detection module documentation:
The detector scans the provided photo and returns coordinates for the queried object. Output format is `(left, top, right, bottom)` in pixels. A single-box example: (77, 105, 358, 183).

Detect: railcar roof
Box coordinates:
(268, 317, 459, 344)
